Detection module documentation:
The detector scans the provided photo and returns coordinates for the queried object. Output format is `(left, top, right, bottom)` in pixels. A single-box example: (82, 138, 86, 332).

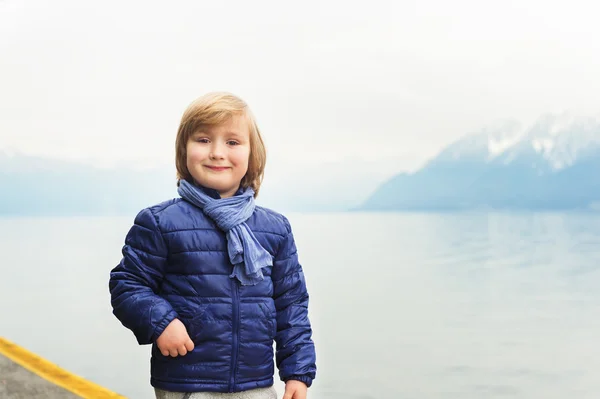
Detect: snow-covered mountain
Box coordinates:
(3, 112, 599, 215)
(435, 112, 600, 170)
(361, 113, 600, 211)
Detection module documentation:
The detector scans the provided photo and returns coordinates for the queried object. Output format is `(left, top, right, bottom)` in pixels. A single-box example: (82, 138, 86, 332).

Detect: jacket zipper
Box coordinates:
(229, 279, 240, 392)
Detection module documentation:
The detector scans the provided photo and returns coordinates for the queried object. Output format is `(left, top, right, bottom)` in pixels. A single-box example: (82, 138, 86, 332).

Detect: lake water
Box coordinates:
(1, 211, 600, 398)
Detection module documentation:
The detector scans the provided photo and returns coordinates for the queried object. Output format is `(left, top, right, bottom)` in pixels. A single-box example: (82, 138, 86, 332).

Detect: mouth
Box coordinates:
(204, 165, 230, 172)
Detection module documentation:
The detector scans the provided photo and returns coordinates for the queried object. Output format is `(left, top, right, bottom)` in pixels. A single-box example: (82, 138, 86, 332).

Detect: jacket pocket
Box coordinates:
(176, 304, 208, 343)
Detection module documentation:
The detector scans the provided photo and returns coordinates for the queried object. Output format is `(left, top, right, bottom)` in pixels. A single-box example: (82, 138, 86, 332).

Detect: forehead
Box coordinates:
(193, 115, 250, 136)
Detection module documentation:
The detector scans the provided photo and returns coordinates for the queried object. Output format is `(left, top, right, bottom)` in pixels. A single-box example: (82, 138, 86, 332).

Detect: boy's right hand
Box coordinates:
(156, 318, 195, 357)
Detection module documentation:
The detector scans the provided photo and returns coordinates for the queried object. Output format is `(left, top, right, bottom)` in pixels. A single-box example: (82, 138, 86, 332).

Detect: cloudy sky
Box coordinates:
(1, 0, 600, 186)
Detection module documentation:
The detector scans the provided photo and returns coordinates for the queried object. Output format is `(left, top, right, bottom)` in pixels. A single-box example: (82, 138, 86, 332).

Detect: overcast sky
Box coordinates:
(1, 0, 600, 182)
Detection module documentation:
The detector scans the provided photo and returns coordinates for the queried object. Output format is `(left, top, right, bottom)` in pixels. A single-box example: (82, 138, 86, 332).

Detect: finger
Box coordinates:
(177, 346, 187, 356)
(169, 348, 178, 357)
(185, 339, 195, 352)
(160, 349, 170, 357)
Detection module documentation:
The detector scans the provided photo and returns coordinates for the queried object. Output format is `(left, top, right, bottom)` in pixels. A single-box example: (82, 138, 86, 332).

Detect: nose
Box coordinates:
(209, 142, 225, 160)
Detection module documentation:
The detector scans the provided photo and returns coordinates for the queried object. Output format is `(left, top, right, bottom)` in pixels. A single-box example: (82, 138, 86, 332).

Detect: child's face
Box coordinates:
(186, 114, 251, 198)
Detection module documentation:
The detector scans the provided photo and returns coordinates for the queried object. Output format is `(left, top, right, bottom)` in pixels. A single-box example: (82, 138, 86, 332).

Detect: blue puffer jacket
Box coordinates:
(109, 187, 316, 393)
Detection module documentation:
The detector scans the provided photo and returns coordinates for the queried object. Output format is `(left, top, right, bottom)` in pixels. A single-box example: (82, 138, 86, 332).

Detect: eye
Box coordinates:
(227, 140, 240, 146)
(196, 138, 210, 143)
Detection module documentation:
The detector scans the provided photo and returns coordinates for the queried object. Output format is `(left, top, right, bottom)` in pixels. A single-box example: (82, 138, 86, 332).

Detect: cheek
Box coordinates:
(232, 148, 250, 168)
(186, 145, 205, 164)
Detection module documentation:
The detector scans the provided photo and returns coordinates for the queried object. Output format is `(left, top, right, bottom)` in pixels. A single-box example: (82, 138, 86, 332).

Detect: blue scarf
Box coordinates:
(177, 179, 273, 286)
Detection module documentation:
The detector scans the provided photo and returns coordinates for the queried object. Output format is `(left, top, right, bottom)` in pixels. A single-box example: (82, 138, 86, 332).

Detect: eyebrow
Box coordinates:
(193, 130, 246, 138)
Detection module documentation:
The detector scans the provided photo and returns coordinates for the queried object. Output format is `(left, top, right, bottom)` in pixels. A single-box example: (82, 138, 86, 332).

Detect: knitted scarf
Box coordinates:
(177, 180, 272, 286)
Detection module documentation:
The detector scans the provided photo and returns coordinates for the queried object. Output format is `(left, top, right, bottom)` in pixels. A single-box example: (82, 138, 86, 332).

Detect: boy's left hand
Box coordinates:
(283, 380, 307, 399)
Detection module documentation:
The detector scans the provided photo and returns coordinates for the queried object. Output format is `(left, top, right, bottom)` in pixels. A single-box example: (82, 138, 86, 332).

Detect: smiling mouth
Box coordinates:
(205, 166, 230, 171)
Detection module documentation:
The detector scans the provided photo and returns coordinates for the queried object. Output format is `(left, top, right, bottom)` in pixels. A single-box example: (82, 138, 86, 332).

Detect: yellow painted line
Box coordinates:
(0, 337, 126, 398)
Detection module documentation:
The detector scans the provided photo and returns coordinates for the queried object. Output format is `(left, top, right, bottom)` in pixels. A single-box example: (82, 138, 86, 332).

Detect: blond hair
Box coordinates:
(175, 92, 267, 197)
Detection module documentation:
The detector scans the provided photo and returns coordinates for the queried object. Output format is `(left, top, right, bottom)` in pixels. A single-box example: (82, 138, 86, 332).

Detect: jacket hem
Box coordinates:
(151, 376, 274, 393)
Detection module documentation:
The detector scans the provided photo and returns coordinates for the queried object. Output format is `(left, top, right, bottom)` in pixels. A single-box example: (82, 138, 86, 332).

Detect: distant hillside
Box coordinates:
(360, 113, 600, 211)
(0, 152, 177, 215)
(0, 152, 384, 215)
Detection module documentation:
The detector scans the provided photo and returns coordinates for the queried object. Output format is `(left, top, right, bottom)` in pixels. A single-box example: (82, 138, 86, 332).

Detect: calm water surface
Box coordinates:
(1, 211, 600, 398)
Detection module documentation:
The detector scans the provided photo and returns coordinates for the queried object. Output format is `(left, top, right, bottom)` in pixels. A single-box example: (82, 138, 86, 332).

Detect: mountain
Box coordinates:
(0, 151, 383, 215)
(0, 152, 178, 216)
(360, 113, 600, 211)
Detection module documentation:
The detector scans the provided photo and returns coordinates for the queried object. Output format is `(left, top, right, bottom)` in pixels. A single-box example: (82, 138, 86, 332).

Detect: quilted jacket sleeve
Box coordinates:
(272, 217, 317, 387)
(109, 207, 177, 345)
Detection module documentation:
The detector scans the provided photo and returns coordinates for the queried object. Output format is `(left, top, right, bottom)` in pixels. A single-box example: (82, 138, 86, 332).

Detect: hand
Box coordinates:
(283, 380, 307, 399)
(156, 318, 194, 357)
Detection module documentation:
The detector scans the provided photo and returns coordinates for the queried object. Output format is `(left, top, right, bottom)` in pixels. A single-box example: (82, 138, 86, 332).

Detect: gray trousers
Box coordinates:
(154, 386, 278, 399)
